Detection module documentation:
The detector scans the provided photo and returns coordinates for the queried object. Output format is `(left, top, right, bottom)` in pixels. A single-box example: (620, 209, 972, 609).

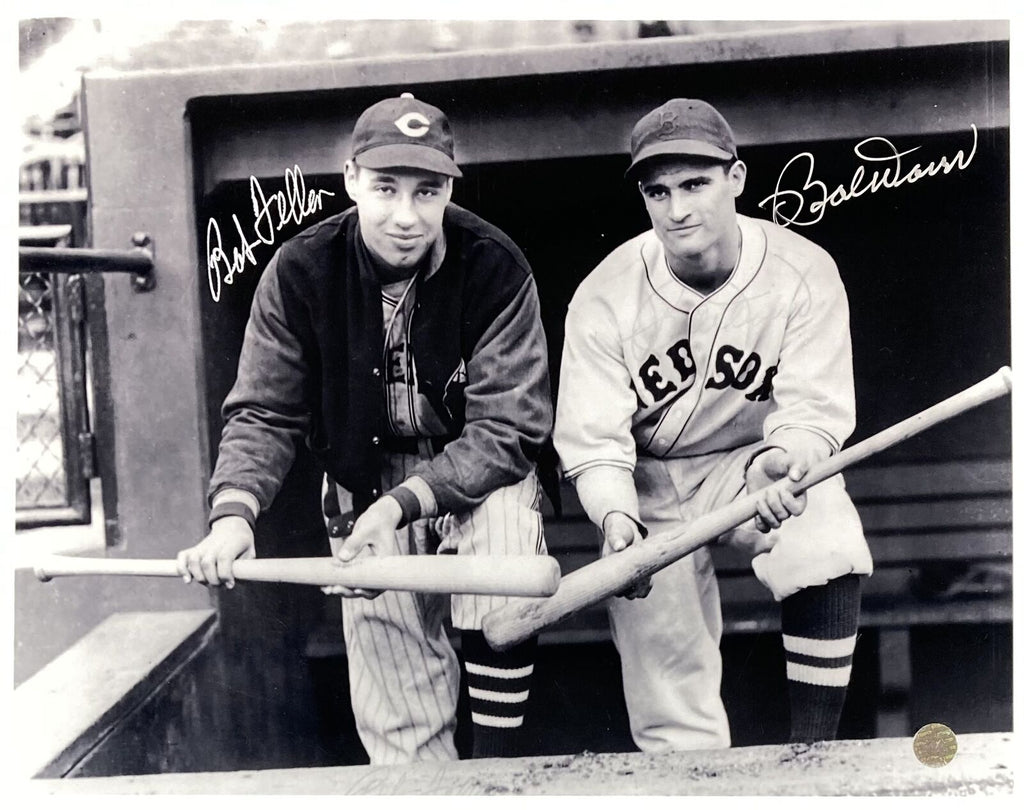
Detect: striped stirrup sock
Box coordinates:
(460, 630, 536, 758)
(781, 573, 863, 743)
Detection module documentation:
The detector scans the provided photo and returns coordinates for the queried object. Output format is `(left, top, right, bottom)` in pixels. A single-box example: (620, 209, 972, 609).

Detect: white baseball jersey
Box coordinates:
(554, 213, 871, 752)
(555, 213, 856, 482)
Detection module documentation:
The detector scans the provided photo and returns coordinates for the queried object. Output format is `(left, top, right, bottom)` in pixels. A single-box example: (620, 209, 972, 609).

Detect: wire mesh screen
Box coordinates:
(18, 130, 94, 526)
(17, 271, 68, 508)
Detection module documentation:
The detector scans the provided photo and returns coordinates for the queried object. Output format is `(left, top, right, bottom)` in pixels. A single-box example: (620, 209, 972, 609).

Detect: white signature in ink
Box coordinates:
(758, 124, 978, 228)
(207, 165, 336, 302)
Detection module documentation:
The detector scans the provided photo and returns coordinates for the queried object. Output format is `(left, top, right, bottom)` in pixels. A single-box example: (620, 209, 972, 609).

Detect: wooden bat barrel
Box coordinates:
(33, 553, 562, 597)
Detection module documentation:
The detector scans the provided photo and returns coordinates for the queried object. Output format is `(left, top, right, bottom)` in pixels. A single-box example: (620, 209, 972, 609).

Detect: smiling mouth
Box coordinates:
(388, 234, 423, 250)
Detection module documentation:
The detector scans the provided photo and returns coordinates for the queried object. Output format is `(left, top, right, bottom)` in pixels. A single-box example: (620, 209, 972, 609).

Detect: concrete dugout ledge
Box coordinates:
(25, 733, 1013, 795)
(13, 609, 216, 780)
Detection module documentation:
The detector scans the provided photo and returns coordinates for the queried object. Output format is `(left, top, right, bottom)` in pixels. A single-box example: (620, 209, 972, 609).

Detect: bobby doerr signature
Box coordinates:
(207, 165, 336, 302)
(759, 124, 977, 228)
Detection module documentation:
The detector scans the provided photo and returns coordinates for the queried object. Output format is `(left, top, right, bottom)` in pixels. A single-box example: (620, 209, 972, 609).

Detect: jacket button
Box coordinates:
(371, 488, 380, 498)
(371, 435, 380, 446)
(372, 367, 381, 377)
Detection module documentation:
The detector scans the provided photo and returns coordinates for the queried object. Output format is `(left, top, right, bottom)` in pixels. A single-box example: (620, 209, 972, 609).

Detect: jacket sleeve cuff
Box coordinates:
(208, 501, 257, 532)
(210, 487, 261, 519)
(385, 476, 438, 528)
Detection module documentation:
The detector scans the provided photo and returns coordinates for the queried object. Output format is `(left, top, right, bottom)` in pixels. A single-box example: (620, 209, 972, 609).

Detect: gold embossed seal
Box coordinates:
(913, 723, 958, 767)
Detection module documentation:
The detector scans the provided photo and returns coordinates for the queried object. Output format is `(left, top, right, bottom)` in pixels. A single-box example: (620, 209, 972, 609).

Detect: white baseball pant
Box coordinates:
(609, 443, 871, 752)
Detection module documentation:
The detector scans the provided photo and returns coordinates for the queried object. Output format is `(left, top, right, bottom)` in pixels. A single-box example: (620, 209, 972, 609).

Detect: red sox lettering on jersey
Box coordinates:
(637, 337, 778, 405)
(557, 214, 855, 473)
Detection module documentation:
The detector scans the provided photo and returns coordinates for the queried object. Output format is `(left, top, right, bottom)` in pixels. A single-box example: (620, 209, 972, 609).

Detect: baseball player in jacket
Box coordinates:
(554, 99, 872, 750)
(177, 94, 552, 763)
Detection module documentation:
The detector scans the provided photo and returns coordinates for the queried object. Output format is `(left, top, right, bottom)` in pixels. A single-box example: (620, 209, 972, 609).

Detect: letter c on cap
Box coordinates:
(395, 112, 430, 138)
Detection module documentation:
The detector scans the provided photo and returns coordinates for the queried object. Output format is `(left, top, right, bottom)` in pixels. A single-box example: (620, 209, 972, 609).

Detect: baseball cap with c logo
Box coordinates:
(351, 93, 462, 177)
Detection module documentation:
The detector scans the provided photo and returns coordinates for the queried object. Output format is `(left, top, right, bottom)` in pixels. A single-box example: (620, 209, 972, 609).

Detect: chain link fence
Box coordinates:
(17, 271, 67, 508)
(18, 132, 92, 526)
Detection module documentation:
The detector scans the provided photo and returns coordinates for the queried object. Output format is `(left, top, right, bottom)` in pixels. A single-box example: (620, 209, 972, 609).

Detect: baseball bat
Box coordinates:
(34, 554, 562, 597)
(482, 366, 1012, 650)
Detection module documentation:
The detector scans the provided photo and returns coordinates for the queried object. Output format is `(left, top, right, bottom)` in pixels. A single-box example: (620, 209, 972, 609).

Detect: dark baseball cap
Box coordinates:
(625, 98, 737, 180)
(350, 93, 462, 178)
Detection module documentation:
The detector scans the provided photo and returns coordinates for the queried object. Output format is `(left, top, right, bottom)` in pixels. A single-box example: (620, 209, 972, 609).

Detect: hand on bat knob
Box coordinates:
(744, 447, 809, 533)
(322, 496, 403, 599)
(176, 517, 255, 589)
(602, 511, 652, 600)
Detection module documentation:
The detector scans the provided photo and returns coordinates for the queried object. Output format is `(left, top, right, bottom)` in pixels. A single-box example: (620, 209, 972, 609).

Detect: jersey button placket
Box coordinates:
(370, 363, 384, 507)
(371, 367, 384, 493)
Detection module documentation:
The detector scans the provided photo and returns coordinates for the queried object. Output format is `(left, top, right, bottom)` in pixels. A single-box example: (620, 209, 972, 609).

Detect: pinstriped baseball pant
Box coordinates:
(330, 448, 546, 764)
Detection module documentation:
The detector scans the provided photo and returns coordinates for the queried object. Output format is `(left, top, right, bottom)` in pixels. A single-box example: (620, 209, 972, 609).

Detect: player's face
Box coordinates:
(638, 158, 746, 263)
(344, 162, 453, 269)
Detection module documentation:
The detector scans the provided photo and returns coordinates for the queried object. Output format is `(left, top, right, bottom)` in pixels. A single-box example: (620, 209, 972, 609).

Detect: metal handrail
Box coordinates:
(18, 234, 155, 292)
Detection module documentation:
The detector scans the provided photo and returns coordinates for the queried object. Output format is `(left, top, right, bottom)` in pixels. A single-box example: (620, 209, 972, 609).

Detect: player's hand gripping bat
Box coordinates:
(482, 367, 1012, 650)
(34, 553, 561, 597)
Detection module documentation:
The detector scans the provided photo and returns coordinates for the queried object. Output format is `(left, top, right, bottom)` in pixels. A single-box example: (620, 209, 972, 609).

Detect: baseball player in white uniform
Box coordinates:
(554, 99, 873, 750)
(177, 94, 551, 763)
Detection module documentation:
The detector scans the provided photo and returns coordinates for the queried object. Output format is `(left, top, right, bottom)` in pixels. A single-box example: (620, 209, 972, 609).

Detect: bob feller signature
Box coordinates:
(759, 125, 977, 228)
(207, 165, 336, 302)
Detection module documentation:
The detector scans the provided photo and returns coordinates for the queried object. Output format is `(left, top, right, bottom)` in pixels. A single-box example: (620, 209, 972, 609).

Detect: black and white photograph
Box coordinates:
(8, 5, 1014, 796)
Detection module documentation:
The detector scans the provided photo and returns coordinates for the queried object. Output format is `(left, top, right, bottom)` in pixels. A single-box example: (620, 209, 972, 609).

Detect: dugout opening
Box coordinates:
(45, 24, 1006, 777)
(190, 130, 1010, 768)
